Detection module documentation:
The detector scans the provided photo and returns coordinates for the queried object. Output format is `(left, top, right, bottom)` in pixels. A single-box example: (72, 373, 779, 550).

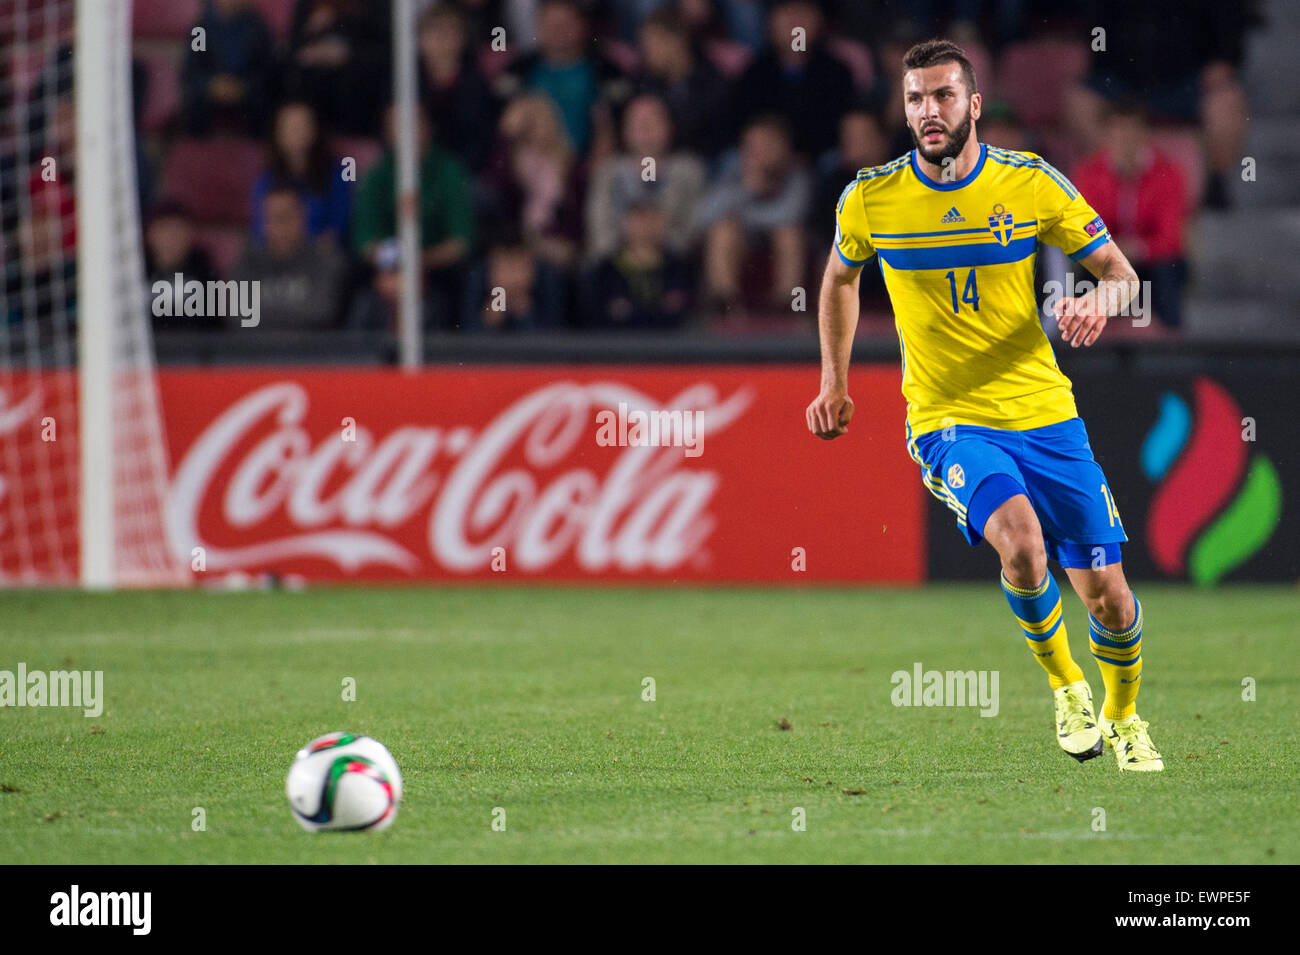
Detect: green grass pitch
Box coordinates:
(0, 584, 1295, 864)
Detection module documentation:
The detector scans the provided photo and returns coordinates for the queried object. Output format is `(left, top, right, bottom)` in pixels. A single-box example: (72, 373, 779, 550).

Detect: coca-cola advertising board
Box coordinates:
(158, 366, 924, 583)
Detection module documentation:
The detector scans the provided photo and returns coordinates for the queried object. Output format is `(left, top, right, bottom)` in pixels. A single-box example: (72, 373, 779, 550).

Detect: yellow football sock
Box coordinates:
(1001, 572, 1085, 689)
(1089, 594, 1143, 719)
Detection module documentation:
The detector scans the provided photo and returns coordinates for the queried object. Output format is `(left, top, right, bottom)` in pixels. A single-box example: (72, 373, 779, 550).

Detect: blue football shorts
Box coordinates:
(908, 417, 1128, 569)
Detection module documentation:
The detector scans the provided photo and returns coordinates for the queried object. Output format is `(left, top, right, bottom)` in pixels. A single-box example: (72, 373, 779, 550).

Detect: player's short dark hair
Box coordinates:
(902, 38, 979, 96)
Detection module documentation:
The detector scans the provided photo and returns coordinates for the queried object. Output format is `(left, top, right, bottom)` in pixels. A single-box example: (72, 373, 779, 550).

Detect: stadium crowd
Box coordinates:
(4, 0, 1266, 336)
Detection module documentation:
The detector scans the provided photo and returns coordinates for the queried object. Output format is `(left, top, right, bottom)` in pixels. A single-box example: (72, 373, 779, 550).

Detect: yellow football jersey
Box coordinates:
(834, 143, 1112, 438)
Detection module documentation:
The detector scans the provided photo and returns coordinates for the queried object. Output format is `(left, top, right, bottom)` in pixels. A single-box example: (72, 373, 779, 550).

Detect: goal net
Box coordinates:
(0, 0, 182, 587)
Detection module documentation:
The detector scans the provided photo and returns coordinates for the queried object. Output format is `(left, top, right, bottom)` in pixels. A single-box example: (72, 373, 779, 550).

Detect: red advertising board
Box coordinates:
(158, 365, 924, 583)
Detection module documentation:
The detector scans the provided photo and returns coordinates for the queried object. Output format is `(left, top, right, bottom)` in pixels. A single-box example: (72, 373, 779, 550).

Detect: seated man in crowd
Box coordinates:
(692, 114, 812, 313)
(144, 199, 221, 332)
(582, 198, 693, 331)
(351, 104, 475, 329)
(232, 184, 349, 330)
(584, 92, 705, 264)
(460, 230, 565, 333)
(181, 0, 275, 136)
(729, 0, 854, 161)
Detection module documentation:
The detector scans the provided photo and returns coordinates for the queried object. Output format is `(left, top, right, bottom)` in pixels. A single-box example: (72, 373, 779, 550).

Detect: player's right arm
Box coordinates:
(807, 180, 874, 440)
(807, 251, 862, 439)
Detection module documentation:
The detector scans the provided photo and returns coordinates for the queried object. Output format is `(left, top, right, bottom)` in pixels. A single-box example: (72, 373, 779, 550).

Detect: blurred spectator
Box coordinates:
(352, 104, 475, 328)
(675, 0, 763, 50)
(715, 0, 768, 51)
(461, 232, 566, 332)
(634, 8, 731, 160)
(232, 186, 349, 330)
(145, 199, 222, 331)
(585, 93, 705, 263)
(417, 3, 499, 173)
(730, 0, 853, 161)
(7, 202, 76, 330)
(2, 54, 78, 330)
(283, 0, 392, 137)
(582, 199, 693, 329)
(251, 101, 351, 248)
(879, 20, 928, 156)
(812, 108, 892, 313)
(481, 94, 586, 272)
(693, 115, 811, 311)
(1065, 0, 1259, 209)
(443, 0, 514, 46)
(610, 0, 673, 45)
(497, 0, 617, 154)
(182, 0, 275, 137)
(1071, 101, 1190, 329)
(813, 108, 889, 243)
(24, 98, 77, 256)
(977, 100, 1030, 152)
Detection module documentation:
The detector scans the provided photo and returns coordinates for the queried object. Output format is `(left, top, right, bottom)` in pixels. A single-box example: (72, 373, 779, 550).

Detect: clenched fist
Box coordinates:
(806, 389, 855, 440)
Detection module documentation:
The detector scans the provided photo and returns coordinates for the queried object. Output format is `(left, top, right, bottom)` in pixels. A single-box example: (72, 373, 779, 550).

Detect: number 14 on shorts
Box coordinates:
(1100, 483, 1122, 527)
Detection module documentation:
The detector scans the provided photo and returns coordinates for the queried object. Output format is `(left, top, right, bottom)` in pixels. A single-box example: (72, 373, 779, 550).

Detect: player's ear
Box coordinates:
(969, 91, 982, 122)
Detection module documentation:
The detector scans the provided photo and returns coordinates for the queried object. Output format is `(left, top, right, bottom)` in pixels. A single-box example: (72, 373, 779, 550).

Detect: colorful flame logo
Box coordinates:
(1142, 378, 1282, 584)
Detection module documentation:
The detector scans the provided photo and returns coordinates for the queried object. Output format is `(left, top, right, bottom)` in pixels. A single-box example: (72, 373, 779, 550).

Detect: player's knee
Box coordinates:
(1000, 534, 1047, 587)
(1088, 584, 1135, 631)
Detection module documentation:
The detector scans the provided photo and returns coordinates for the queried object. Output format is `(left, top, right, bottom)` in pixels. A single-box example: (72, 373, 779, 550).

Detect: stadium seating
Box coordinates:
(962, 40, 994, 102)
(160, 137, 266, 225)
(251, 0, 295, 42)
(1149, 128, 1207, 212)
(996, 40, 1089, 128)
(195, 223, 248, 278)
(330, 135, 385, 181)
(131, 0, 200, 41)
(827, 37, 875, 93)
(137, 47, 182, 133)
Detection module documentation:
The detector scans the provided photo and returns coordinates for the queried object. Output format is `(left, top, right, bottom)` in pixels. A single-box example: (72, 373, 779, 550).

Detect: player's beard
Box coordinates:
(911, 107, 974, 165)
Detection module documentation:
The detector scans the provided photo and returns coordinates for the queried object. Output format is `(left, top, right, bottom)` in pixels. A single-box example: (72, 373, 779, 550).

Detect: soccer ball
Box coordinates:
(286, 732, 402, 832)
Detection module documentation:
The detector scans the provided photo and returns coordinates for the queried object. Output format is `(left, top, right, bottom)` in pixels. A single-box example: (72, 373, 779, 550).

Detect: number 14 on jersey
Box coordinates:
(945, 268, 980, 314)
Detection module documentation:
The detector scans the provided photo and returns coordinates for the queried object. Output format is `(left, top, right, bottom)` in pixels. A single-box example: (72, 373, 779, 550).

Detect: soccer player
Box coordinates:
(807, 39, 1162, 771)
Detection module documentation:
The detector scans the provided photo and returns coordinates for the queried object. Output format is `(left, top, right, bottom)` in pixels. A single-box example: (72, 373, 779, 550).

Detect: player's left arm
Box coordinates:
(1054, 239, 1141, 348)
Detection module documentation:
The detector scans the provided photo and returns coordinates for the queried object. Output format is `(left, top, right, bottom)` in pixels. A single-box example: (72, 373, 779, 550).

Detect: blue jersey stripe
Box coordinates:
(1068, 232, 1110, 261)
(835, 245, 870, 268)
(873, 221, 1038, 240)
(988, 156, 1077, 199)
(986, 149, 1078, 199)
(856, 157, 911, 181)
(878, 235, 1037, 270)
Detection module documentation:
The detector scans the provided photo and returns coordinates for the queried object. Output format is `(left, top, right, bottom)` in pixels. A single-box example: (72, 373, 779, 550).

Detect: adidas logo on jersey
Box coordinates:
(940, 206, 965, 223)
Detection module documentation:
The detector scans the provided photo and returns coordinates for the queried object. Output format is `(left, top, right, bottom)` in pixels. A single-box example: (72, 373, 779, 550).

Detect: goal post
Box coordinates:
(0, 0, 184, 588)
(74, 0, 117, 587)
